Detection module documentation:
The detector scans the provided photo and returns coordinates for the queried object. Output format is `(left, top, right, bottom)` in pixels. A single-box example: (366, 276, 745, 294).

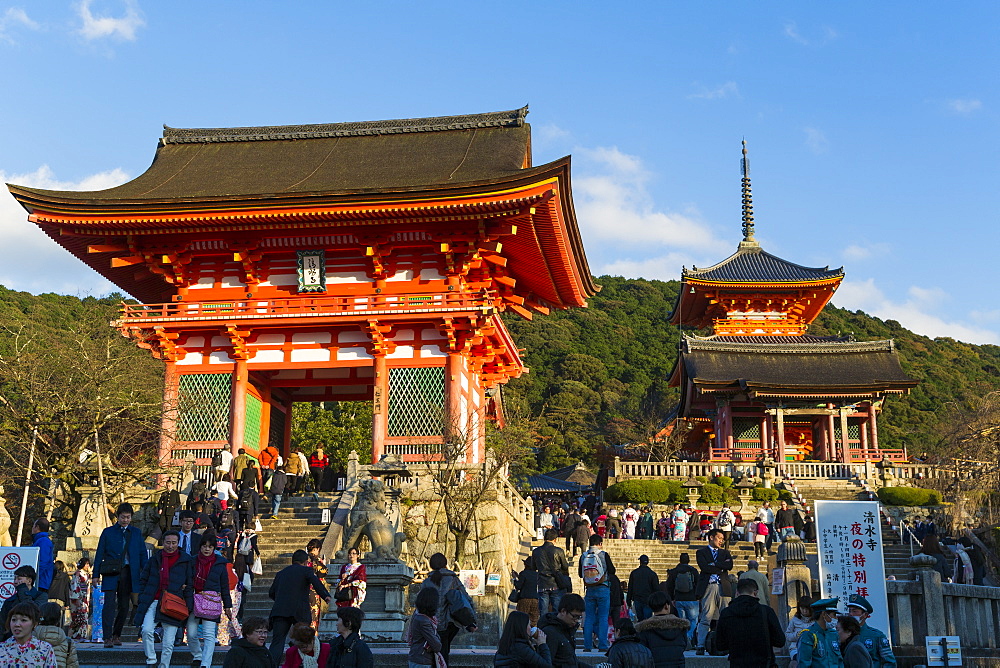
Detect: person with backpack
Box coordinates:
(578, 533, 617, 653)
(714, 505, 736, 549)
(665, 553, 699, 648)
(626, 555, 659, 622)
(715, 578, 785, 667)
(635, 591, 688, 668)
(419, 552, 478, 664)
(237, 481, 261, 532)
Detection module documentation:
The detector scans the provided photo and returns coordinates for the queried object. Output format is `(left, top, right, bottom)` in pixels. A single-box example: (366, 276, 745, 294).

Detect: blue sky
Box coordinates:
(1, 2, 997, 343)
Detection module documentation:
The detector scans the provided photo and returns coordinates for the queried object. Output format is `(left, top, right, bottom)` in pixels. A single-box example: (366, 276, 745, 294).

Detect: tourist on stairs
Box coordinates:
(33, 602, 79, 668)
(608, 618, 654, 668)
(532, 530, 570, 615)
(579, 534, 615, 652)
(134, 530, 195, 668)
(327, 606, 373, 668)
(282, 622, 330, 668)
(191, 530, 235, 668)
(407, 587, 443, 668)
(775, 500, 802, 541)
(635, 591, 688, 668)
(665, 553, 699, 648)
(714, 578, 785, 667)
(626, 555, 659, 622)
(694, 529, 733, 655)
(92, 502, 147, 648)
(223, 616, 275, 668)
(495, 610, 552, 668)
(512, 556, 541, 626)
(267, 550, 332, 664)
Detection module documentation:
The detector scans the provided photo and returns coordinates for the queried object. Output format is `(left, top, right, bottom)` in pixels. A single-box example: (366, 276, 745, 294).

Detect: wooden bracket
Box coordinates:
(225, 324, 254, 360)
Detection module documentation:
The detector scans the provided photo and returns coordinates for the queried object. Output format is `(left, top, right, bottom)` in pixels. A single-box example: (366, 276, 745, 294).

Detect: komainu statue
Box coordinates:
(0, 485, 13, 547)
(337, 479, 404, 561)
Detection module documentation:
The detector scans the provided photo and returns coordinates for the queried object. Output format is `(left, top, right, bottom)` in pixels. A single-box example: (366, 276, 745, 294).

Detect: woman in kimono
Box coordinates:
(335, 547, 368, 608)
(68, 557, 92, 640)
(671, 504, 689, 541)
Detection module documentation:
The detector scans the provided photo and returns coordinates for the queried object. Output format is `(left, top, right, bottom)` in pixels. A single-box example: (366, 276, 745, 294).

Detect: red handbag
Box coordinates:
(159, 591, 189, 621)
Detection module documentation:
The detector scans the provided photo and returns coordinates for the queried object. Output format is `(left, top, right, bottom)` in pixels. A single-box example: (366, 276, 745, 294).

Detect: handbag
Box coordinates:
(507, 588, 520, 603)
(98, 559, 123, 577)
(335, 586, 353, 602)
(194, 590, 223, 619)
(159, 591, 189, 621)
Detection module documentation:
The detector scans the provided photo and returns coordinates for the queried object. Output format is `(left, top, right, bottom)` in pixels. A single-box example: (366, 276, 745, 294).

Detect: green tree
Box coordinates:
(290, 401, 373, 468)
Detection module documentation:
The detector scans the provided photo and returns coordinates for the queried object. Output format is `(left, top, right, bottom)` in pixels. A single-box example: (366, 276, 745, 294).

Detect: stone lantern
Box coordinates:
(876, 455, 896, 487)
(735, 477, 756, 515)
(683, 475, 703, 509)
(757, 454, 778, 489)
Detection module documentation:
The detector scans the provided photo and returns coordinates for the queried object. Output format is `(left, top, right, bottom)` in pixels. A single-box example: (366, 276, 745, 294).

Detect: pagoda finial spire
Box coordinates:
(740, 139, 758, 247)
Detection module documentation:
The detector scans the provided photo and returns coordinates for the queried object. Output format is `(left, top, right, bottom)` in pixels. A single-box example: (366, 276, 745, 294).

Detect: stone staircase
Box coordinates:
(789, 478, 867, 502)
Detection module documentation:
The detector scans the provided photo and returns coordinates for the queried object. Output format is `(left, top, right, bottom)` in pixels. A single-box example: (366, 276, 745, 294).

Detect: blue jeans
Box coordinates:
(674, 600, 699, 644)
(583, 584, 611, 651)
(634, 603, 652, 622)
(538, 588, 565, 616)
(780, 526, 795, 540)
(270, 493, 283, 517)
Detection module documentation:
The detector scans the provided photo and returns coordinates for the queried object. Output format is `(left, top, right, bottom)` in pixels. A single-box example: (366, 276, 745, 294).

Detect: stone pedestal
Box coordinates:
(321, 560, 414, 640)
(776, 537, 811, 629)
(68, 485, 110, 552)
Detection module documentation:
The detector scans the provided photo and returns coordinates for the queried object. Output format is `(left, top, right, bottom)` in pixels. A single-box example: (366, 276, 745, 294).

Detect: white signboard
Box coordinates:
(771, 567, 785, 595)
(459, 570, 486, 596)
(815, 500, 890, 635)
(926, 636, 961, 666)
(0, 547, 40, 604)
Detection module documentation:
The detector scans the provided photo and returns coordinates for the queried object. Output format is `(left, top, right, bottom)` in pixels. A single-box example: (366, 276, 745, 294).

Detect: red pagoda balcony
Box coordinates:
(116, 292, 494, 326)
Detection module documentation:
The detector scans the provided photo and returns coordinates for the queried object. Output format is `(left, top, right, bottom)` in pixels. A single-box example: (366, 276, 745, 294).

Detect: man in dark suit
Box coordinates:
(694, 528, 733, 655)
(268, 549, 332, 663)
(176, 510, 204, 556)
(93, 502, 149, 648)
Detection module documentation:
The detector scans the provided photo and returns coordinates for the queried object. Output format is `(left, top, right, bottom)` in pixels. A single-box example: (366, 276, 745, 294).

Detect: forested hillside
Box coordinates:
(2, 278, 998, 477)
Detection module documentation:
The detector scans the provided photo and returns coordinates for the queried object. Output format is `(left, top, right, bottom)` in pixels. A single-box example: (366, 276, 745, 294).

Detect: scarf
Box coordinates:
(194, 553, 215, 593)
(158, 550, 179, 598)
(297, 636, 321, 668)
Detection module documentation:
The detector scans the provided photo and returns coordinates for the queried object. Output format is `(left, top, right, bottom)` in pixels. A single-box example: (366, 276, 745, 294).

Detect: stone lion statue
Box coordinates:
(337, 479, 404, 561)
(0, 485, 12, 547)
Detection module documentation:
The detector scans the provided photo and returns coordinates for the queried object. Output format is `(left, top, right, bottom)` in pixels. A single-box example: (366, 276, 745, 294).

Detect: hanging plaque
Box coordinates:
(297, 250, 326, 292)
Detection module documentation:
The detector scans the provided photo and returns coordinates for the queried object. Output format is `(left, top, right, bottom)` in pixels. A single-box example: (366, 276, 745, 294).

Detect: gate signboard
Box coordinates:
(815, 500, 890, 635)
(0, 547, 40, 604)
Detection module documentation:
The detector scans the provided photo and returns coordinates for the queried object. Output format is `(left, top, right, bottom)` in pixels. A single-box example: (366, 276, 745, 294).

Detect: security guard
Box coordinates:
(847, 594, 896, 668)
(797, 597, 844, 668)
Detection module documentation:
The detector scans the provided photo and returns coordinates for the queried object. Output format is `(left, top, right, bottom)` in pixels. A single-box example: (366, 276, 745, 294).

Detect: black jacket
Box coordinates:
(270, 471, 288, 496)
(0, 585, 47, 641)
(135, 549, 195, 628)
(495, 638, 554, 668)
(608, 634, 654, 668)
(515, 569, 539, 600)
(177, 529, 204, 557)
(695, 545, 733, 598)
(715, 594, 785, 667)
(626, 565, 660, 608)
(222, 636, 277, 668)
(268, 563, 330, 622)
(635, 614, 689, 668)
(774, 508, 802, 533)
(329, 632, 375, 668)
(532, 542, 570, 591)
(665, 564, 700, 603)
(539, 612, 580, 668)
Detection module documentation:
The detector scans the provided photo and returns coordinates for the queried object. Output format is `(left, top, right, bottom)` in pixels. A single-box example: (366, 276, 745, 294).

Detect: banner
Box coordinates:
(0, 547, 40, 604)
(815, 500, 890, 635)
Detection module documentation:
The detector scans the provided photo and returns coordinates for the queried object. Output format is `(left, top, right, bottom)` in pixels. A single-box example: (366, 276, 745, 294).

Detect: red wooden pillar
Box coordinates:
(281, 398, 293, 460)
(229, 358, 248, 455)
(869, 404, 880, 455)
(826, 414, 836, 462)
(445, 352, 464, 459)
(159, 362, 179, 466)
(371, 355, 388, 464)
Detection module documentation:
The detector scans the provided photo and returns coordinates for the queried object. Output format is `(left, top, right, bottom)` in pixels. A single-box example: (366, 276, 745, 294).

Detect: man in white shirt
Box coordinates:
(214, 448, 234, 485)
(176, 510, 203, 556)
(755, 501, 775, 551)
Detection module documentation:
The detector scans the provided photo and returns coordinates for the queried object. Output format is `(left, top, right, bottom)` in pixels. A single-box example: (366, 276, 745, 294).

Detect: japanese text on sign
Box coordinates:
(0, 548, 40, 605)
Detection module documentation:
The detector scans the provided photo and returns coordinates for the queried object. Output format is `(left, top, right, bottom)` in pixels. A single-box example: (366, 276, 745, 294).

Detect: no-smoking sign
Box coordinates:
(0, 548, 39, 605)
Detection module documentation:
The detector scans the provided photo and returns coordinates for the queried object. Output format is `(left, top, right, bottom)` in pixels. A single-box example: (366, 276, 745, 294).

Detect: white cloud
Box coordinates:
(834, 278, 1000, 345)
(0, 165, 129, 295)
(0, 7, 40, 44)
(688, 81, 740, 101)
(843, 243, 890, 261)
(804, 127, 829, 154)
(946, 98, 982, 114)
(77, 0, 144, 41)
(573, 146, 732, 261)
(783, 21, 837, 46)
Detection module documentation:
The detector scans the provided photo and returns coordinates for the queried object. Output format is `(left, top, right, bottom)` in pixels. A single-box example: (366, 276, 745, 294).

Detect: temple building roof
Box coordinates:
(669, 336, 918, 396)
(682, 242, 844, 284)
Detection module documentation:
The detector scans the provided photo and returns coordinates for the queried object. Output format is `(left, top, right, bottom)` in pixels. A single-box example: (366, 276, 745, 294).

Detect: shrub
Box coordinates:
(699, 483, 726, 504)
(778, 490, 794, 502)
(751, 487, 780, 503)
(877, 487, 943, 507)
(714, 475, 734, 489)
(606, 480, 686, 504)
(695, 476, 709, 484)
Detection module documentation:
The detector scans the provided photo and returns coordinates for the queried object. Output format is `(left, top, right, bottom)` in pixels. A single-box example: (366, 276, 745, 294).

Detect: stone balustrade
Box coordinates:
(612, 457, 949, 482)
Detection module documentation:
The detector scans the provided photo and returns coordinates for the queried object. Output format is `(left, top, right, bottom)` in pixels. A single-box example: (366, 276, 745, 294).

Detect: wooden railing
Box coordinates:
(116, 292, 489, 324)
(780, 462, 855, 479)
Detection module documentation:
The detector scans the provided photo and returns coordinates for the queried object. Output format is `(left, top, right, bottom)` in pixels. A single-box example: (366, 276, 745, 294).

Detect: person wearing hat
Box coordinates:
(846, 594, 895, 668)
(626, 555, 659, 622)
(797, 597, 844, 668)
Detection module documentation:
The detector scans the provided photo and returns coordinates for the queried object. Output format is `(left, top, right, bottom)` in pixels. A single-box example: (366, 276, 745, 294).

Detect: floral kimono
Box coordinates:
(68, 568, 91, 640)
(336, 561, 368, 609)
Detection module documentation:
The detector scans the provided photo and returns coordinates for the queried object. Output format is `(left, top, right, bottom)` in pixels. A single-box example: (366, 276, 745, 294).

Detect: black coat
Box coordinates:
(268, 563, 330, 623)
(135, 549, 195, 628)
(223, 637, 277, 668)
(626, 565, 660, 608)
(328, 632, 375, 668)
(0, 585, 47, 641)
(634, 614, 689, 668)
(495, 638, 554, 668)
(608, 634, 654, 668)
(193, 554, 235, 622)
(695, 545, 733, 598)
(515, 569, 539, 600)
(715, 594, 785, 667)
(665, 564, 700, 603)
(532, 542, 570, 591)
(539, 612, 579, 668)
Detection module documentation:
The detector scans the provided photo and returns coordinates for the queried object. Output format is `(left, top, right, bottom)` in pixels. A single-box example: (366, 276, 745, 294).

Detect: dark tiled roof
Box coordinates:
(11, 108, 533, 201)
(679, 337, 916, 390)
(544, 462, 597, 484)
(683, 243, 843, 283)
(695, 334, 852, 345)
(520, 474, 590, 493)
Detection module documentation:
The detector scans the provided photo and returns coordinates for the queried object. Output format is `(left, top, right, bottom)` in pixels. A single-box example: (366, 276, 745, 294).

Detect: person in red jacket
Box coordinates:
(282, 622, 330, 668)
(307, 446, 329, 494)
(259, 444, 280, 485)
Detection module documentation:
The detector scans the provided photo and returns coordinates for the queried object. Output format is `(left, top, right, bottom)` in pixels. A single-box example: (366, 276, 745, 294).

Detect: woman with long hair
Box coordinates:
(335, 548, 367, 609)
(494, 610, 551, 667)
(192, 530, 235, 668)
(305, 539, 328, 629)
(407, 588, 442, 668)
(68, 557, 92, 640)
(836, 615, 871, 668)
(513, 557, 540, 626)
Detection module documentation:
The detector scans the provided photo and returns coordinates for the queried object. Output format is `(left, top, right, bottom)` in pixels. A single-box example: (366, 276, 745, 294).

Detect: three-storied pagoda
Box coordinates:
(8, 107, 597, 467)
(667, 143, 917, 462)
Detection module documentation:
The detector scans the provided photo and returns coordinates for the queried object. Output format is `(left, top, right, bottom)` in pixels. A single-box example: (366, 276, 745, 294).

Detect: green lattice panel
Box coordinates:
(244, 394, 263, 449)
(388, 366, 444, 437)
(733, 417, 761, 441)
(177, 374, 231, 442)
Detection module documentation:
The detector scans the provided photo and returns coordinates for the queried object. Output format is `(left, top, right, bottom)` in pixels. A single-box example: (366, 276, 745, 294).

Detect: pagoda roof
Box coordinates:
(9, 108, 534, 204)
(682, 241, 844, 284)
(668, 336, 918, 397)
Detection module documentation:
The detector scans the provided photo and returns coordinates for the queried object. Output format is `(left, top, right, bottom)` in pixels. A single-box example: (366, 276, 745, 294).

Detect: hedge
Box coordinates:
(605, 479, 686, 504)
(877, 486, 943, 507)
(714, 475, 734, 489)
(751, 488, 780, 503)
